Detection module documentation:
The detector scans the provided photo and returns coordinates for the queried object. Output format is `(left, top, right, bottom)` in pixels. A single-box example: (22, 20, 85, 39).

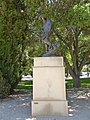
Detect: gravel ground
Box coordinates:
(0, 88, 90, 120)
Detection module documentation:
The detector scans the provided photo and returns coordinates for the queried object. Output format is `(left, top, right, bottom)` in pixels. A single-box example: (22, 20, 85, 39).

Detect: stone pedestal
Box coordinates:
(32, 57, 68, 116)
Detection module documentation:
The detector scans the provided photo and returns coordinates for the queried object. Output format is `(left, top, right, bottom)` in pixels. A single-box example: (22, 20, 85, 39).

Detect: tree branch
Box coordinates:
(64, 55, 75, 78)
(53, 28, 68, 46)
(79, 52, 90, 72)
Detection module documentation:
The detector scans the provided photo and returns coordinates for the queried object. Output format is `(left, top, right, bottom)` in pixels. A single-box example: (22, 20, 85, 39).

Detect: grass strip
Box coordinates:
(66, 78, 90, 88)
(16, 78, 90, 89)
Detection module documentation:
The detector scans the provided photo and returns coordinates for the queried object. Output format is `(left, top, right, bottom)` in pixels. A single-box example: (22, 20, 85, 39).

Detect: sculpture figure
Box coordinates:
(41, 16, 60, 57)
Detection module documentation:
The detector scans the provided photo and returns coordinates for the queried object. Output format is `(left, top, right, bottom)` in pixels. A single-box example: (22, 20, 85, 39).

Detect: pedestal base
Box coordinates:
(32, 100, 68, 116)
(32, 57, 68, 116)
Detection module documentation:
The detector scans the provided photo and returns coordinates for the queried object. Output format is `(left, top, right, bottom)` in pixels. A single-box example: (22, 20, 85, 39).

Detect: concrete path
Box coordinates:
(0, 89, 90, 120)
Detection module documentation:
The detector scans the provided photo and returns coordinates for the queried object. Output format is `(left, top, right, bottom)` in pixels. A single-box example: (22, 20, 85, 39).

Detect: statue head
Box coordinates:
(40, 16, 47, 23)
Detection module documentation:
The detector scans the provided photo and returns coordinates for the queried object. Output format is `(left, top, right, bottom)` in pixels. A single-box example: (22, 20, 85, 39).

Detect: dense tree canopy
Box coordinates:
(0, 0, 30, 97)
(27, 0, 90, 87)
(0, 0, 90, 97)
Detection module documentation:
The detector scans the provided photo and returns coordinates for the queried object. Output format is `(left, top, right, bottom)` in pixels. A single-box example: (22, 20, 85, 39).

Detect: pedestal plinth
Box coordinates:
(32, 57, 68, 116)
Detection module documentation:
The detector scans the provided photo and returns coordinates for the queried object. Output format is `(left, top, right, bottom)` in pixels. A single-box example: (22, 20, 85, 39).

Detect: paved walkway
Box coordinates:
(0, 90, 31, 120)
(0, 89, 90, 120)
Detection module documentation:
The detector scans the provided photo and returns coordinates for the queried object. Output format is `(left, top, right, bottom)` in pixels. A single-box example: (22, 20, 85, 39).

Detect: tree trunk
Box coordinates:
(64, 56, 81, 88)
(72, 74, 81, 88)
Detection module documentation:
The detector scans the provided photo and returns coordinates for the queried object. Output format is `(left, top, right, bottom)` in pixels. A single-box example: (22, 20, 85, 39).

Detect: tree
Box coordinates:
(52, 1, 90, 87)
(0, 0, 30, 97)
(27, 0, 90, 87)
(0, 0, 89, 98)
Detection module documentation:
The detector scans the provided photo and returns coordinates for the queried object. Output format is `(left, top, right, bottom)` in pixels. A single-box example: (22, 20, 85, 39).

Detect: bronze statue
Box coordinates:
(41, 16, 60, 57)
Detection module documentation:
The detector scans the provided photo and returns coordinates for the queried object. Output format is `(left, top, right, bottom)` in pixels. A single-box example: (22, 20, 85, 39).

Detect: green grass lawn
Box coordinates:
(16, 78, 90, 90)
(16, 80, 33, 89)
(66, 78, 90, 88)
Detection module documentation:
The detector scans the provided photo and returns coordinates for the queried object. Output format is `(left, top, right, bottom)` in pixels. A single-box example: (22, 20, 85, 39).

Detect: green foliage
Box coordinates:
(28, 0, 90, 87)
(0, 0, 31, 97)
(0, 0, 90, 97)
